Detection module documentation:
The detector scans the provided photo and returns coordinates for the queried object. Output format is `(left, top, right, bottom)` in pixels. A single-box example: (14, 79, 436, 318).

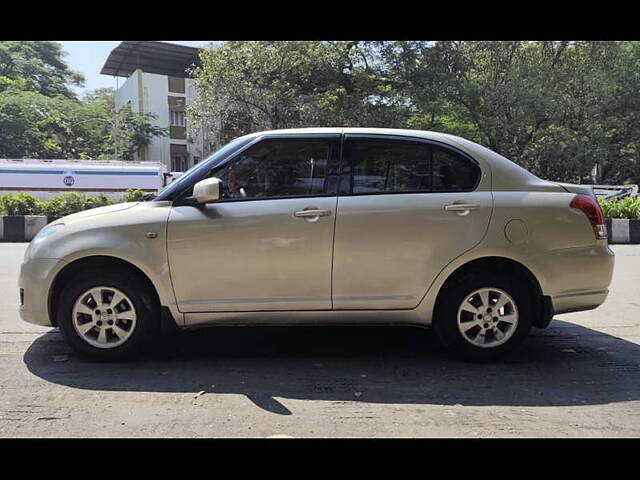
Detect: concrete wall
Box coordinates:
(115, 74, 139, 112)
(114, 71, 205, 171)
(141, 71, 171, 168)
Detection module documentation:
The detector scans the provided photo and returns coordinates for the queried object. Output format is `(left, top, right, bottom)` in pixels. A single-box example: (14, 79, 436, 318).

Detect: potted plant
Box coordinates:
(598, 196, 640, 244)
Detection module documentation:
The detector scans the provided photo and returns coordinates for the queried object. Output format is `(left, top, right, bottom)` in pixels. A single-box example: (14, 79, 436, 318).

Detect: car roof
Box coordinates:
(248, 127, 456, 142)
(246, 127, 497, 159)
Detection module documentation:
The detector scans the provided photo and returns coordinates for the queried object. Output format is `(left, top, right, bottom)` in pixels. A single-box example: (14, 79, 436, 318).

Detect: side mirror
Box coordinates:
(193, 177, 222, 204)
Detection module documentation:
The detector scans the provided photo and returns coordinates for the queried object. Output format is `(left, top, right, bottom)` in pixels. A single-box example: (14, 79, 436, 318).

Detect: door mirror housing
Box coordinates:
(193, 177, 222, 204)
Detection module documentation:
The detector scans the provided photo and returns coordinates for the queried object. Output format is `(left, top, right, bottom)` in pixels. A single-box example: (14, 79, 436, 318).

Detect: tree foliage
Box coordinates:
(190, 40, 640, 185)
(0, 84, 167, 160)
(113, 102, 168, 161)
(0, 41, 84, 98)
(0, 41, 168, 161)
(189, 41, 406, 146)
(2, 40, 640, 185)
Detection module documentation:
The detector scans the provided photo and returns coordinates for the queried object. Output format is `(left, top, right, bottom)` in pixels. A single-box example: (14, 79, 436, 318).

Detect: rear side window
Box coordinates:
(432, 146, 479, 191)
(347, 140, 431, 194)
(344, 139, 480, 194)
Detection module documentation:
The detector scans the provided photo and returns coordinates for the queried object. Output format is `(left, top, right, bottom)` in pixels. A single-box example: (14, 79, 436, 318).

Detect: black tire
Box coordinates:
(56, 269, 160, 361)
(433, 270, 533, 361)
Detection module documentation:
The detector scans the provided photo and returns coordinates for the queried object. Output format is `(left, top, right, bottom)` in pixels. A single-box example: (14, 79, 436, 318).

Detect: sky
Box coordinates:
(57, 41, 217, 96)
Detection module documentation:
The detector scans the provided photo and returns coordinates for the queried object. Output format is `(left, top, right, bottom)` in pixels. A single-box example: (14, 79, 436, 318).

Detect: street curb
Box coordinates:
(605, 218, 640, 244)
(0, 216, 61, 242)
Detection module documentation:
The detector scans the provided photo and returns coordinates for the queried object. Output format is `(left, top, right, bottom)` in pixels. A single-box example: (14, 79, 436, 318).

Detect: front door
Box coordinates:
(332, 135, 493, 310)
(167, 135, 340, 312)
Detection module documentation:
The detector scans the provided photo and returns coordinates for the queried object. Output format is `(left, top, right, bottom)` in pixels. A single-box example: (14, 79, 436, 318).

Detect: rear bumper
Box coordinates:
(551, 289, 609, 315)
(531, 242, 614, 315)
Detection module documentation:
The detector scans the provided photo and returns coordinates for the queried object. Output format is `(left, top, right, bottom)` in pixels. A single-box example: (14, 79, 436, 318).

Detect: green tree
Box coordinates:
(189, 41, 407, 151)
(192, 40, 640, 185)
(114, 101, 168, 161)
(0, 89, 64, 158)
(0, 41, 84, 98)
(0, 86, 167, 160)
(383, 41, 637, 183)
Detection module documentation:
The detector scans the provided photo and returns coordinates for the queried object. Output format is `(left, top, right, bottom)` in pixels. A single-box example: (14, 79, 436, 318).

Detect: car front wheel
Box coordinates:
(56, 270, 159, 361)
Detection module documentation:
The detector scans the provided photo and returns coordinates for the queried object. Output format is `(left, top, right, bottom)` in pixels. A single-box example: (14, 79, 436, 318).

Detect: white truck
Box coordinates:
(0, 159, 181, 201)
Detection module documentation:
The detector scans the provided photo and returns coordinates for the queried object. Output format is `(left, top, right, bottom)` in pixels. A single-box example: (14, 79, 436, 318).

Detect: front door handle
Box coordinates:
(444, 203, 480, 212)
(294, 209, 332, 218)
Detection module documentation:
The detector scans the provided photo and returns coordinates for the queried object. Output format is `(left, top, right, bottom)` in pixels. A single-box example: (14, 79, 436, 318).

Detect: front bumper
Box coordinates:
(18, 258, 66, 327)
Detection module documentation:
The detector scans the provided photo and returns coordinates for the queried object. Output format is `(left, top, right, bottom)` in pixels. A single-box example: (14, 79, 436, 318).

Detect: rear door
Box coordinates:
(332, 135, 492, 310)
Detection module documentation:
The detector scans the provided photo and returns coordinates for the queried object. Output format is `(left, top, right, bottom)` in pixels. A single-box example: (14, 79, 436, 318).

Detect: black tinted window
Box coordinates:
(211, 140, 330, 200)
(432, 146, 479, 191)
(348, 140, 431, 193)
(156, 135, 253, 200)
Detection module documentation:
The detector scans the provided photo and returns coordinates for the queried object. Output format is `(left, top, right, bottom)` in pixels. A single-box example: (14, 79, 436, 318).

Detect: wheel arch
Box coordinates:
(433, 256, 552, 329)
(48, 255, 160, 327)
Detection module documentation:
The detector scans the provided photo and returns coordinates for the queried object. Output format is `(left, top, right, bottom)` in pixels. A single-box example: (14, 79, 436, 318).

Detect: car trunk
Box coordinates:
(555, 182, 596, 197)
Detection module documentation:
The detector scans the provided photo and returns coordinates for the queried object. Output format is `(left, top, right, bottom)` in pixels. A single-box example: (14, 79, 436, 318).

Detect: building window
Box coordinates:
(171, 154, 188, 172)
(170, 144, 189, 172)
(168, 76, 186, 94)
(170, 110, 186, 127)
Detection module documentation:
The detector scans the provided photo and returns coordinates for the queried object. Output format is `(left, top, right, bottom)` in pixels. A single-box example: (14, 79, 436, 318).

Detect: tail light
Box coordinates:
(570, 194, 607, 240)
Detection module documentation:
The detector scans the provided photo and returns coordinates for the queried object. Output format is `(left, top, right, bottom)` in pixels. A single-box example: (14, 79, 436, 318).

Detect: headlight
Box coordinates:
(24, 223, 65, 261)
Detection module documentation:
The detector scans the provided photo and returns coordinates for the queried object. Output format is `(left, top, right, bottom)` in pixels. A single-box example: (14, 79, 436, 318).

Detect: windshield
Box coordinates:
(155, 135, 255, 201)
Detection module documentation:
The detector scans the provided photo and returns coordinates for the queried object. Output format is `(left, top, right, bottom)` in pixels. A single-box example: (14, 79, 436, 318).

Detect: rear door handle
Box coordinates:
(294, 209, 332, 218)
(444, 203, 480, 212)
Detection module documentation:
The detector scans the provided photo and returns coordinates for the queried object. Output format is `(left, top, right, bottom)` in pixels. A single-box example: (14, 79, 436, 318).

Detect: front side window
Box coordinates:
(211, 139, 331, 200)
(156, 135, 254, 200)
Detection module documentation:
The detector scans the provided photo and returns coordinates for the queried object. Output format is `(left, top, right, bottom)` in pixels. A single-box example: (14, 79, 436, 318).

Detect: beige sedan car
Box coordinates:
(19, 128, 615, 360)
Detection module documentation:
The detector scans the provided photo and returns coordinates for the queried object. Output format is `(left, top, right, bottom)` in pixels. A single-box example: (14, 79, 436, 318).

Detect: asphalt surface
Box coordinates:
(1, 243, 639, 437)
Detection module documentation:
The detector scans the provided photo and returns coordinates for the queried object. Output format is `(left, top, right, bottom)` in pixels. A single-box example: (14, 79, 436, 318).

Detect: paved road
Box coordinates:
(1, 243, 639, 437)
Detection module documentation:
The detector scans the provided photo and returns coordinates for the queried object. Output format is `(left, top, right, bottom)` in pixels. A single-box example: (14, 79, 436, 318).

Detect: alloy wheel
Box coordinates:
(71, 286, 137, 349)
(456, 287, 519, 348)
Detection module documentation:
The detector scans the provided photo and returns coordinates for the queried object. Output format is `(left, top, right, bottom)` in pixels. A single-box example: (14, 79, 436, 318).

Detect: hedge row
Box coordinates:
(598, 196, 640, 219)
(1, 190, 637, 219)
(0, 190, 147, 217)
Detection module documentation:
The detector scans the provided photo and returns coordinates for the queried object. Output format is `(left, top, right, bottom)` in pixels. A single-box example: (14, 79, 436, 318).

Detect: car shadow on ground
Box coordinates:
(23, 320, 640, 415)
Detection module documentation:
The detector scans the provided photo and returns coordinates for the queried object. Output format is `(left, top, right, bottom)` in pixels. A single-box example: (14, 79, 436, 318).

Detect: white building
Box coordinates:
(101, 41, 207, 172)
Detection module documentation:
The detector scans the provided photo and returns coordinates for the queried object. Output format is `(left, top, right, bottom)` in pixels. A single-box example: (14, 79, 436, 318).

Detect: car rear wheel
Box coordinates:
(56, 270, 159, 361)
(433, 271, 533, 361)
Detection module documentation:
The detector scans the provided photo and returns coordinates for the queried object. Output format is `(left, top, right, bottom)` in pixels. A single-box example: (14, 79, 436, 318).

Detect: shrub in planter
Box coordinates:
(40, 196, 66, 217)
(0, 192, 44, 216)
(598, 196, 640, 219)
(85, 193, 113, 210)
(41, 192, 92, 217)
(122, 189, 146, 202)
(1, 190, 140, 220)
